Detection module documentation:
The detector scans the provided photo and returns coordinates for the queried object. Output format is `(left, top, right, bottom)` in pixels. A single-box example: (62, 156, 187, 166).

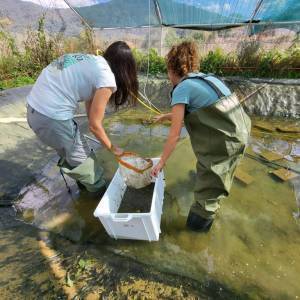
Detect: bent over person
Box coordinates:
(27, 41, 138, 192)
(151, 41, 251, 232)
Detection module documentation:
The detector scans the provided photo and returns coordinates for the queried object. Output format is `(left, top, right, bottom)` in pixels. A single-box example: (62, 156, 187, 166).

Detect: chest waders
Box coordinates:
(58, 151, 106, 193)
(174, 75, 251, 222)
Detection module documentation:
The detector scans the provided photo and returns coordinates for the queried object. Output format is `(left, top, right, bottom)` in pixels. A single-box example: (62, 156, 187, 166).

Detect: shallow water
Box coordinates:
(16, 110, 300, 299)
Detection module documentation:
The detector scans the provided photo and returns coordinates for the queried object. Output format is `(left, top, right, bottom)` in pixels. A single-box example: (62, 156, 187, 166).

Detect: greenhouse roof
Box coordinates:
(64, 0, 300, 30)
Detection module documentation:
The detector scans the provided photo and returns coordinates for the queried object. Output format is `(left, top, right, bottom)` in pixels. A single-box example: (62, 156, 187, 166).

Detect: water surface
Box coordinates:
(16, 110, 300, 299)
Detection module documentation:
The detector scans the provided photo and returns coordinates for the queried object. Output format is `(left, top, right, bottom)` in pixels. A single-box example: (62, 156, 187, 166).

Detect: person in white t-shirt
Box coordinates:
(27, 41, 138, 192)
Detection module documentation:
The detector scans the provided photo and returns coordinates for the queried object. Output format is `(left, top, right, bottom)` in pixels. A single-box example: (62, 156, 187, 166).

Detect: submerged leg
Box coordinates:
(59, 151, 106, 193)
(187, 155, 241, 232)
(58, 121, 106, 193)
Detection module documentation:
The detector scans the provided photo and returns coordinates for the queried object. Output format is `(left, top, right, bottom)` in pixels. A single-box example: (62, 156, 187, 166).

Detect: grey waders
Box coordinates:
(58, 151, 106, 193)
(27, 105, 106, 193)
(173, 75, 251, 231)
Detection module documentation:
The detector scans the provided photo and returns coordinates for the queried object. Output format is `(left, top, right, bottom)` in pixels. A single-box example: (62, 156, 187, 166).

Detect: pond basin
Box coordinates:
(16, 108, 300, 299)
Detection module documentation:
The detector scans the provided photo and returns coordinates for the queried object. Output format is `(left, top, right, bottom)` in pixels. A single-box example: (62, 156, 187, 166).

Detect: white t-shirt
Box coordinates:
(27, 54, 117, 120)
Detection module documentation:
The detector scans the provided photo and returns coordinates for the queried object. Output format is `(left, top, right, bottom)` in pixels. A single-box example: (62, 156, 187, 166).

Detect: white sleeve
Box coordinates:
(94, 57, 117, 93)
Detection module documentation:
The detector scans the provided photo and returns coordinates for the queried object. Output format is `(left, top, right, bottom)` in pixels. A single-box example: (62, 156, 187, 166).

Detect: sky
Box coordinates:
(21, 0, 69, 8)
(20, 0, 110, 8)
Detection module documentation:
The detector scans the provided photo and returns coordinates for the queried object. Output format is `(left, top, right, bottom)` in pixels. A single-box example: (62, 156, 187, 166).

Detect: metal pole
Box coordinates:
(249, 0, 264, 24)
(160, 26, 163, 56)
(63, 0, 93, 30)
(83, 134, 101, 145)
(247, 0, 264, 35)
(59, 168, 73, 196)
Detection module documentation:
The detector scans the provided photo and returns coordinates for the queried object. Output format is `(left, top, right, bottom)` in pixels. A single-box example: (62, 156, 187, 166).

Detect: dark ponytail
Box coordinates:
(103, 41, 138, 107)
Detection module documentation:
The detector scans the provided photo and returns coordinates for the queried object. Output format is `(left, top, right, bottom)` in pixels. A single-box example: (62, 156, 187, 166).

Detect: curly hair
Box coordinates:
(166, 41, 199, 77)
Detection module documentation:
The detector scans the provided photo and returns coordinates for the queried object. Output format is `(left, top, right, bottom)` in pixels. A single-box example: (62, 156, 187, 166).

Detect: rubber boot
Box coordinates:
(78, 182, 107, 199)
(76, 180, 87, 190)
(186, 211, 213, 232)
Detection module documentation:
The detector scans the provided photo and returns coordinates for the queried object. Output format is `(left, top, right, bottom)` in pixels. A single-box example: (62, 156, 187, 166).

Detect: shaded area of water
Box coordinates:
(16, 109, 300, 299)
(0, 208, 66, 298)
(1, 207, 206, 299)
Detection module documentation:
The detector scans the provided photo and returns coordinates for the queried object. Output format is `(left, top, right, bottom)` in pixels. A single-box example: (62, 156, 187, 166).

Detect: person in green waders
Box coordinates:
(151, 41, 251, 232)
(27, 41, 138, 192)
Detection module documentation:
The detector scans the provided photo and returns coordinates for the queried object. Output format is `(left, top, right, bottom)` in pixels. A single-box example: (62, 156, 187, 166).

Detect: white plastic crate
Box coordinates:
(93, 158, 165, 241)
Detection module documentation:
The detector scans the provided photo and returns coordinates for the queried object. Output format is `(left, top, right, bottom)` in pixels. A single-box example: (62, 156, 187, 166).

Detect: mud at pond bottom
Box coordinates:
(0, 208, 203, 299)
(118, 183, 154, 213)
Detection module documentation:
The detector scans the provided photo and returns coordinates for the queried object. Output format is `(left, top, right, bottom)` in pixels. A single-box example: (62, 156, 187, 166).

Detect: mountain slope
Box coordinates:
(0, 0, 82, 36)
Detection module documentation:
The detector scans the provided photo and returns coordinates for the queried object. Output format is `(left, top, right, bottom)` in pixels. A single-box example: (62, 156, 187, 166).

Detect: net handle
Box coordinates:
(116, 152, 153, 174)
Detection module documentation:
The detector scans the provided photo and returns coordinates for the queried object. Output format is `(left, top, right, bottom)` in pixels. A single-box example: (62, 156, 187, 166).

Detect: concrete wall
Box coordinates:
(139, 76, 300, 119)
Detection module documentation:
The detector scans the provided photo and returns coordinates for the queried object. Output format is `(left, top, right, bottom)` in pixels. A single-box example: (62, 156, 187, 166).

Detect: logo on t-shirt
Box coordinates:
(50, 54, 93, 71)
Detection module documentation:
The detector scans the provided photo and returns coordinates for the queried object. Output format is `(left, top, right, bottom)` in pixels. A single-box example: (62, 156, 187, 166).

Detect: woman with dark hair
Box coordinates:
(27, 41, 138, 192)
(151, 41, 251, 232)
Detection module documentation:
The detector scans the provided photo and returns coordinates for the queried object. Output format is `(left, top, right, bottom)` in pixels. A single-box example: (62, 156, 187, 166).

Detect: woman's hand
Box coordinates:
(151, 159, 165, 177)
(153, 113, 172, 123)
(111, 145, 124, 156)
